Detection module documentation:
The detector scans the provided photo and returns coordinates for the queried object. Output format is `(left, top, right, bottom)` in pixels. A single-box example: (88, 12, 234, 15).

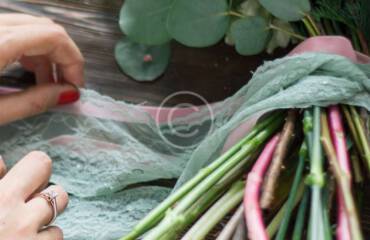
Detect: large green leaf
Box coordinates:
(167, 0, 230, 47)
(259, 0, 311, 21)
(230, 16, 270, 55)
(115, 38, 171, 81)
(119, 0, 172, 45)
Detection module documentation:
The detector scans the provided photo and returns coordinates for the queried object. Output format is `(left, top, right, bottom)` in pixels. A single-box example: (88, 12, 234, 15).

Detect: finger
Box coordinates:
(0, 155, 7, 178)
(27, 185, 69, 229)
(0, 14, 54, 26)
(37, 226, 63, 240)
(20, 56, 54, 84)
(0, 24, 84, 86)
(0, 83, 79, 125)
(0, 151, 52, 200)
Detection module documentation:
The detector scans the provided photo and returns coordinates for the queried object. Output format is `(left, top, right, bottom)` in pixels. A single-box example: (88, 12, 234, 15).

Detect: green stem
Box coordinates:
(302, 18, 317, 37)
(275, 143, 307, 240)
(341, 105, 364, 157)
(226, 10, 245, 18)
(321, 112, 364, 240)
(306, 107, 326, 240)
(143, 115, 284, 239)
(269, 24, 306, 40)
(305, 14, 321, 35)
(350, 106, 370, 171)
(182, 181, 245, 240)
(292, 188, 309, 240)
(267, 181, 305, 237)
(167, 154, 255, 239)
(120, 112, 283, 240)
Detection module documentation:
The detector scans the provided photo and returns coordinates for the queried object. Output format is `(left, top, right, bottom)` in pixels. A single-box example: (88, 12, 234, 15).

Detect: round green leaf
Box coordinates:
(115, 38, 171, 81)
(259, 0, 311, 21)
(230, 16, 270, 56)
(119, 0, 172, 45)
(167, 0, 229, 47)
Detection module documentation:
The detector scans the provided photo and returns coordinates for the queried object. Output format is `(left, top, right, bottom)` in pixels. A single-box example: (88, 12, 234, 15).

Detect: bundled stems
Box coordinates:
(275, 142, 307, 240)
(261, 110, 297, 208)
(120, 112, 283, 240)
(182, 181, 245, 240)
(244, 134, 281, 240)
(321, 111, 363, 240)
(142, 114, 284, 240)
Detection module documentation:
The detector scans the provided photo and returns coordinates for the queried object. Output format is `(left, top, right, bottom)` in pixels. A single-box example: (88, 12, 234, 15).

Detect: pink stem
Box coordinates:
(244, 134, 280, 240)
(328, 105, 352, 240)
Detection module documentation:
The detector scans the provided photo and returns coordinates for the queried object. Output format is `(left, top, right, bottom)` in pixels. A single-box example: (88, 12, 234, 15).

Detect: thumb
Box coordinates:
(0, 83, 79, 125)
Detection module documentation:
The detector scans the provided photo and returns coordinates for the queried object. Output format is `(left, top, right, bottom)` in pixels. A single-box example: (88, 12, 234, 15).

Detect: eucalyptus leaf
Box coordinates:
(230, 16, 270, 55)
(115, 38, 171, 81)
(167, 0, 230, 47)
(259, 0, 311, 21)
(119, 0, 172, 45)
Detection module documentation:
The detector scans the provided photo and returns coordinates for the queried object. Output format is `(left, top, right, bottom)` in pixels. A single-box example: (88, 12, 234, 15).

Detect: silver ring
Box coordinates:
(35, 190, 58, 226)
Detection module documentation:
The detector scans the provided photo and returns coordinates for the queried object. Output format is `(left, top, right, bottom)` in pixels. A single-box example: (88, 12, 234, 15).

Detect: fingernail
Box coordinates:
(58, 90, 80, 105)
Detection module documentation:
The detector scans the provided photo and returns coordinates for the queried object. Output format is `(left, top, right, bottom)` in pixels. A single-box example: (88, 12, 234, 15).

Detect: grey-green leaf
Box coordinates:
(119, 0, 172, 45)
(230, 16, 270, 56)
(115, 38, 171, 81)
(259, 0, 311, 21)
(167, 0, 230, 47)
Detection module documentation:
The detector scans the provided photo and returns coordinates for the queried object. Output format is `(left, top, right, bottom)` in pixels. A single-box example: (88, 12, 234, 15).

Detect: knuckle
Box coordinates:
(0, 191, 16, 206)
(53, 227, 64, 240)
(50, 24, 68, 39)
(27, 151, 52, 170)
(38, 17, 54, 24)
(27, 97, 48, 114)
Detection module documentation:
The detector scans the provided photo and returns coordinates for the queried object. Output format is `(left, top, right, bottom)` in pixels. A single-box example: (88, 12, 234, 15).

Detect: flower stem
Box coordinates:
(120, 112, 283, 240)
(182, 181, 245, 240)
(350, 106, 370, 171)
(321, 111, 363, 240)
(275, 142, 307, 240)
(305, 107, 326, 240)
(216, 204, 244, 240)
(261, 110, 297, 208)
(292, 188, 309, 240)
(266, 181, 305, 237)
(244, 134, 281, 240)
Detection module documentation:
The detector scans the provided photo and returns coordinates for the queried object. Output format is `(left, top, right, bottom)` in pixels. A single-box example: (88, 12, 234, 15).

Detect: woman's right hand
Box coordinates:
(0, 151, 68, 240)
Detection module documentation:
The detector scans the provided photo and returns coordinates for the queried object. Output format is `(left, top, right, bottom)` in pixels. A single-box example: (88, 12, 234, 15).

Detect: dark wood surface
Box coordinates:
(0, 0, 289, 105)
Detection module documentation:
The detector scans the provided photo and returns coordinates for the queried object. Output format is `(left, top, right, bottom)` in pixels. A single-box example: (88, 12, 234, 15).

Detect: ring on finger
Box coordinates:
(34, 190, 58, 226)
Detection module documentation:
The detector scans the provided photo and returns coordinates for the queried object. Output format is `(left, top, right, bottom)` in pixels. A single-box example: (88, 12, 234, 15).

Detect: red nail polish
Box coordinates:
(58, 90, 80, 105)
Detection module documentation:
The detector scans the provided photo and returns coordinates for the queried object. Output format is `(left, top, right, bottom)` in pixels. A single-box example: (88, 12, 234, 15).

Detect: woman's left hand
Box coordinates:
(0, 14, 85, 125)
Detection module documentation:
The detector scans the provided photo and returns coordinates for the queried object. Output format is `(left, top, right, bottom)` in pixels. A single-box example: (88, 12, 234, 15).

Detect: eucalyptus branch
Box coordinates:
(226, 11, 245, 18)
(232, 217, 247, 240)
(269, 24, 306, 40)
(321, 111, 363, 240)
(261, 110, 297, 209)
(341, 105, 364, 157)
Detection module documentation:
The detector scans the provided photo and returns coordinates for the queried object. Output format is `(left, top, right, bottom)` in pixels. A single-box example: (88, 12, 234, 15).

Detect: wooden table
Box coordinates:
(0, 0, 289, 105)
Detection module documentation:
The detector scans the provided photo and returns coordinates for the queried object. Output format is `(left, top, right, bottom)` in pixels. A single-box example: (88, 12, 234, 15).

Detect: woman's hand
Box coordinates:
(0, 14, 85, 125)
(0, 152, 68, 240)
